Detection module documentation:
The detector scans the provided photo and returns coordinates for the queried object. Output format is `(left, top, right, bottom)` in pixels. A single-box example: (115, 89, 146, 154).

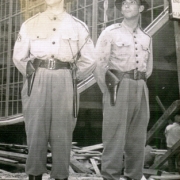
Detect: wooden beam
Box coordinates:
(146, 100, 180, 145)
(150, 139, 180, 169)
(174, 21, 180, 95)
(150, 175, 180, 179)
(0, 150, 27, 163)
(70, 156, 93, 174)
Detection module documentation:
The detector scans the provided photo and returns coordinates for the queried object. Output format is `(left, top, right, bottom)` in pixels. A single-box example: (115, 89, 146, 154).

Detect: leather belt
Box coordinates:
(124, 69, 146, 81)
(34, 59, 71, 70)
(111, 69, 146, 81)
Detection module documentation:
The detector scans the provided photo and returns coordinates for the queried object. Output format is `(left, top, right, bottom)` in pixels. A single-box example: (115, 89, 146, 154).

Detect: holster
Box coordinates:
(26, 59, 41, 96)
(105, 69, 124, 106)
(70, 63, 78, 118)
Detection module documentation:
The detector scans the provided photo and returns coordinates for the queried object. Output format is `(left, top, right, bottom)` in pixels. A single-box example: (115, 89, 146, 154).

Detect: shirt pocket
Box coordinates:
(60, 34, 79, 60)
(114, 41, 131, 61)
(30, 33, 48, 54)
(141, 45, 150, 61)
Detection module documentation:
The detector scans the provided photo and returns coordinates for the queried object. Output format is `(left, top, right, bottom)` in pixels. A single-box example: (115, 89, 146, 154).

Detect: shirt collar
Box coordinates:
(44, 9, 67, 20)
(121, 20, 139, 34)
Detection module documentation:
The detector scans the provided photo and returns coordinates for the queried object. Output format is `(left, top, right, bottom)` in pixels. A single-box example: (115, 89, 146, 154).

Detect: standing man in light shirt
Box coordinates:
(94, 0, 152, 180)
(13, 0, 95, 179)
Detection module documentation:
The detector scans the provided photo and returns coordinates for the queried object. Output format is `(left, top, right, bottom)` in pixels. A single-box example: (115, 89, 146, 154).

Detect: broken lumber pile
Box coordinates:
(0, 142, 103, 177)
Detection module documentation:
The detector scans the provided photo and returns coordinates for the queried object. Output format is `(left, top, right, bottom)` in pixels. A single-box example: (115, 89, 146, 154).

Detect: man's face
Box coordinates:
(121, 0, 144, 19)
(45, 0, 64, 7)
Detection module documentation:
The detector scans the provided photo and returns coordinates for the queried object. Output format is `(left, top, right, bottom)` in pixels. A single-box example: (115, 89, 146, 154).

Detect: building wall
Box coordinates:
(0, 0, 167, 118)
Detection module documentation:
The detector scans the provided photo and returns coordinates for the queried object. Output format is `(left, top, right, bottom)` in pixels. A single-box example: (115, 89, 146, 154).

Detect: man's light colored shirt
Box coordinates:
(94, 21, 153, 92)
(13, 10, 95, 80)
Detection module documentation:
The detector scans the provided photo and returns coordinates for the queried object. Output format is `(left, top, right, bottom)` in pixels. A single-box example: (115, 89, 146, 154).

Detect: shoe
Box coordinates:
(55, 178, 68, 180)
(29, 175, 42, 180)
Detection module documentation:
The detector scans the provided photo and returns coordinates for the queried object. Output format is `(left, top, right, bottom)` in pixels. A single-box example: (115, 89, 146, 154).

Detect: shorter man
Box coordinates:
(94, 0, 152, 180)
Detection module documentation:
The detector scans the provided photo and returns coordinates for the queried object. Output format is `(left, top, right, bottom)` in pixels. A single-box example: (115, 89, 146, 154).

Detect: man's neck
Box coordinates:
(47, 3, 64, 15)
(123, 17, 139, 31)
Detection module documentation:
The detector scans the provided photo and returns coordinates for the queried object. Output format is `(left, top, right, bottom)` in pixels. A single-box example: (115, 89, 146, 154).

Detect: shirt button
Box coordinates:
(53, 28, 56, 31)
(52, 42, 55, 44)
(51, 55, 54, 58)
(54, 17, 56, 20)
(136, 61, 139, 63)
(135, 42, 137, 44)
(37, 36, 39, 38)
(134, 36, 136, 38)
(136, 54, 138, 57)
(136, 67, 138, 70)
(136, 48, 138, 50)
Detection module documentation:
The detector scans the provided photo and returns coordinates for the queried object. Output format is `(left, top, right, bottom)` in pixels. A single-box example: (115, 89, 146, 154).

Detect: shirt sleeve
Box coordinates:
(93, 29, 111, 93)
(146, 37, 153, 79)
(13, 23, 30, 77)
(75, 24, 96, 81)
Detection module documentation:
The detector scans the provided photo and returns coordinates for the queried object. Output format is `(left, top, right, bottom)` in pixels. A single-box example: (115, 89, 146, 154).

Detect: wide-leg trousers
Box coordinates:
(21, 68, 75, 179)
(101, 78, 150, 180)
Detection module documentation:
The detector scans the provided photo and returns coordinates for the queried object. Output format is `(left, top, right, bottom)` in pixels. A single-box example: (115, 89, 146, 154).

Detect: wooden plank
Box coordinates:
(69, 166, 75, 173)
(150, 175, 180, 179)
(70, 156, 93, 174)
(146, 100, 180, 145)
(0, 157, 18, 164)
(0, 150, 27, 163)
(81, 144, 103, 151)
(174, 21, 180, 95)
(143, 168, 160, 176)
(90, 158, 101, 176)
(150, 139, 180, 169)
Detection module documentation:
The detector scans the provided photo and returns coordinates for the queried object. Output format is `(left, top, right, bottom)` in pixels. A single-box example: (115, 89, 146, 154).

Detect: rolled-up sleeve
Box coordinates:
(76, 24, 96, 81)
(146, 37, 153, 79)
(13, 23, 30, 77)
(93, 29, 111, 93)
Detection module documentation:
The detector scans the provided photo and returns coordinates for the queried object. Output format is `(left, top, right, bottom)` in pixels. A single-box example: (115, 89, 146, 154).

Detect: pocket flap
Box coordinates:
(115, 41, 130, 47)
(31, 33, 47, 40)
(142, 45, 150, 52)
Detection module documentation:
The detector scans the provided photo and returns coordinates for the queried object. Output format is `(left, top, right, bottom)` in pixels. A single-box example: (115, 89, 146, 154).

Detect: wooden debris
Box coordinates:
(150, 139, 180, 169)
(0, 157, 18, 165)
(81, 144, 103, 151)
(149, 174, 180, 179)
(70, 155, 93, 174)
(146, 100, 180, 145)
(90, 158, 101, 176)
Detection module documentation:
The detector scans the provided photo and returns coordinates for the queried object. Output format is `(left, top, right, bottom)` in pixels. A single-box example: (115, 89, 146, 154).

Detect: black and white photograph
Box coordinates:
(0, 0, 180, 180)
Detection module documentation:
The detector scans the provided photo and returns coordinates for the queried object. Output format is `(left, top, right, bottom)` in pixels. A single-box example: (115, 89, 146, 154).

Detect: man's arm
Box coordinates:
(93, 29, 112, 93)
(75, 23, 96, 81)
(146, 37, 153, 79)
(13, 23, 30, 77)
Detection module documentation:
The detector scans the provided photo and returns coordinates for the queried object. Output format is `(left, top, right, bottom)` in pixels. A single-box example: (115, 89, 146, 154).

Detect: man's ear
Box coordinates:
(139, 5, 144, 13)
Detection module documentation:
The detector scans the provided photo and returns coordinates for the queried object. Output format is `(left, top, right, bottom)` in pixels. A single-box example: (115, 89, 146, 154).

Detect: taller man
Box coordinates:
(94, 0, 153, 180)
(13, 0, 95, 180)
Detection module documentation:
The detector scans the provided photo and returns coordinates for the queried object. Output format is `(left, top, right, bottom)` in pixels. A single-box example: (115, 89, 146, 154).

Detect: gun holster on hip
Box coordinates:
(105, 69, 124, 106)
(26, 59, 41, 96)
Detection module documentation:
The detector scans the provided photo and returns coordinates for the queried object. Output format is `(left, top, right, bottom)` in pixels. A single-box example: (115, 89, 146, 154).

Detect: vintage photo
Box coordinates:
(0, 0, 180, 180)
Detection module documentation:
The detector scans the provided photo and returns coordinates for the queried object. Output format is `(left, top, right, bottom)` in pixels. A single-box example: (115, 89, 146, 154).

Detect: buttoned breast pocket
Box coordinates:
(141, 45, 150, 62)
(30, 34, 47, 54)
(114, 42, 131, 61)
(60, 35, 79, 60)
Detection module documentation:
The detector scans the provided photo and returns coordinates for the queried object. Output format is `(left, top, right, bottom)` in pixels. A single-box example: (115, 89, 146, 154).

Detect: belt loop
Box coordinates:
(134, 69, 138, 80)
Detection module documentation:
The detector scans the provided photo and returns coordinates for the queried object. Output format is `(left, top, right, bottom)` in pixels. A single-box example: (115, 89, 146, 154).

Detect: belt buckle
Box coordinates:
(48, 58, 55, 70)
(134, 69, 138, 80)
